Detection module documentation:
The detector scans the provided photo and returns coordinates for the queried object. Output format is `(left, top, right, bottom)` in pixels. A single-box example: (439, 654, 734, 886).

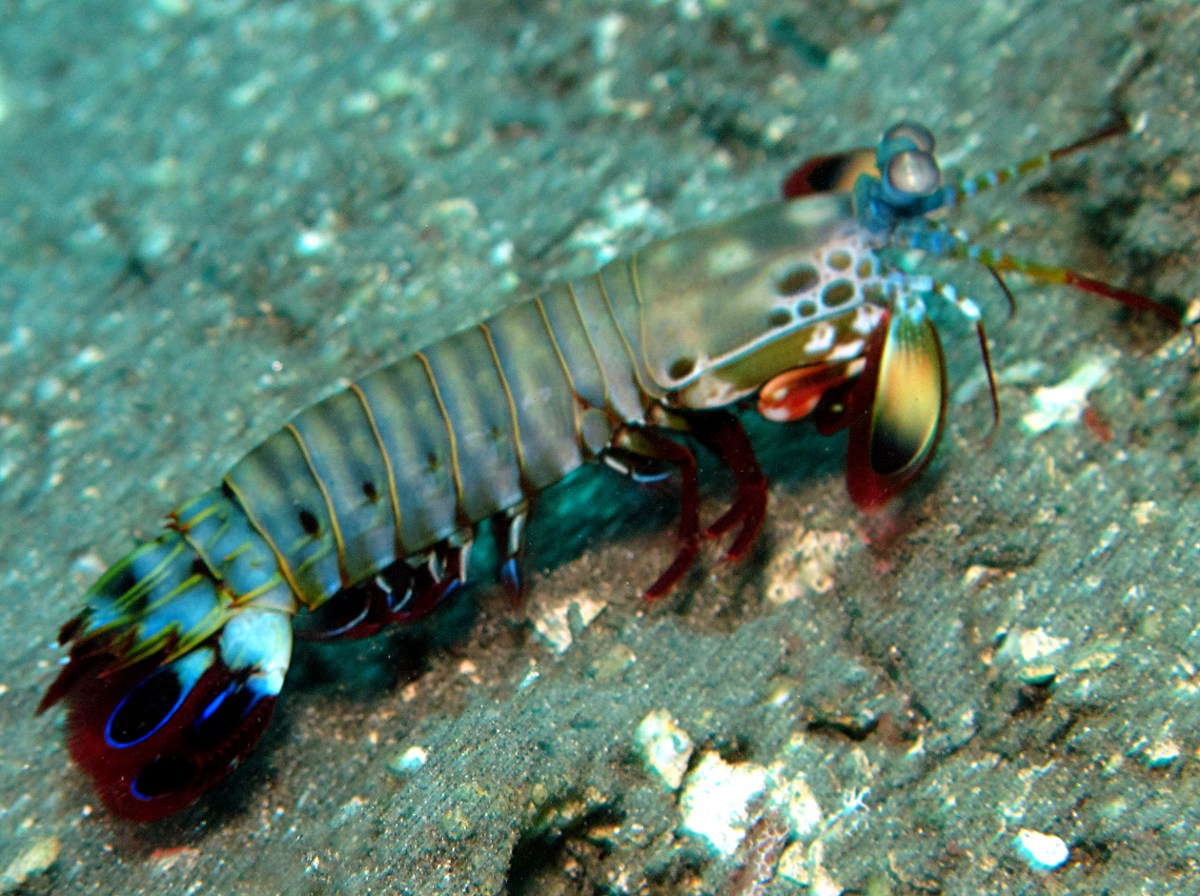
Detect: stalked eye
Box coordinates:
(885, 150, 940, 199)
(106, 668, 186, 748)
(882, 121, 935, 154)
(131, 754, 198, 801)
(189, 681, 260, 753)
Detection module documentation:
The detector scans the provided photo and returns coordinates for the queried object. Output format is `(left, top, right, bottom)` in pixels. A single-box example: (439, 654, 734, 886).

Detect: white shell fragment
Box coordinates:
(530, 591, 607, 653)
(1, 836, 60, 890)
(772, 772, 824, 837)
(633, 709, 694, 791)
(1020, 355, 1112, 434)
(1014, 828, 1070, 871)
(389, 745, 429, 775)
(679, 751, 768, 856)
(765, 528, 851, 605)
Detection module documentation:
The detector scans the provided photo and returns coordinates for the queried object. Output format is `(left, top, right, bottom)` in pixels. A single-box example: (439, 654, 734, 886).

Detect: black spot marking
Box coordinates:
(298, 508, 320, 536)
(106, 565, 141, 601)
(767, 309, 792, 328)
(822, 279, 855, 307)
(797, 299, 819, 318)
(109, 671, 182, 746)
(870, 420, 919, 477)
(826, 250, 852, 271)
(134, 754, 197, 799)
(188, 557, 214, 583)
(362, 480, 379, 503)
(774, 265, 820, 296)
(668, 356, 696, 380)
(121, 590, 150, 618)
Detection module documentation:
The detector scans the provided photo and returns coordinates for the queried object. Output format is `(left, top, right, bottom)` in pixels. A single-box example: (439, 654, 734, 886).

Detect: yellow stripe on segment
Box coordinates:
(284, 422, 350, 587)
(168, 498, 289, 611)
(107, 538, 189, 616)
(349, 382, 406, 560)
(170, 494, 221, 529)
(565, 282, 611, 409)
(171, 497, 232, 585)
(594, 268, 655, 399)
(152, 577, 230, 661)
(414, 350, 468, 527)
(533, 296, 578, 396)
(174, 524, 220, 584)
(477, 321, 530, 489)
(222, 474, 307, 605)
(534, 295, 587, 447)
(627, 253, 657, 388)
(220, 570, 285, 606)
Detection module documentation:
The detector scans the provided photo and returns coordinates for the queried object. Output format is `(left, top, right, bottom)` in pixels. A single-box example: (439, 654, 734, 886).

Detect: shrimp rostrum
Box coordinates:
(40, 118, 1179, 821)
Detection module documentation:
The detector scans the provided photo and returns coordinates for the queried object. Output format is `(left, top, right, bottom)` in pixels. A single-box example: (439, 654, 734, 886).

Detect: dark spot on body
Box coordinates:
(822, 279, 855, 307)
(826, 250, 852, 270)
(774, 264, 820, 296)
(668, 356, 696, 380)
(298, 509, 320, 536)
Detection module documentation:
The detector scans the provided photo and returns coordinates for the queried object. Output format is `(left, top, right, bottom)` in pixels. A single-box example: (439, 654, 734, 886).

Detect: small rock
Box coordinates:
(388, 745, 429, 776)
(1021, 355, 1112, 435)
(679, 752, 768, 857)
(1013, 828, 1069, 871)
(531, 591, 606, 653)
(633, 709, 694, 790)
(1, 835, 60, 891)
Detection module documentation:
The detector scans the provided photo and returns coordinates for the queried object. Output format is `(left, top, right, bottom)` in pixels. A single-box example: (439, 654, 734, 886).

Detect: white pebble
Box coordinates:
(391, 745, 428, 774)
(633, 709, 693, 791)
(1014, 828, 1069, 871)
(1021, 356, 1111, 435)
(295, 229, 332, 255)
(679, 752, 767, 856)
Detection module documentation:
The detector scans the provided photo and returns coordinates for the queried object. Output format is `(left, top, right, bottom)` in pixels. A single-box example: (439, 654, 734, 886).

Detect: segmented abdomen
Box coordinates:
(215, 262, 652, 612)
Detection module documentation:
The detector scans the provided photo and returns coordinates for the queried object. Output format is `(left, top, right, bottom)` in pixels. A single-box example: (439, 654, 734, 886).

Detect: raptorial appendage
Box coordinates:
(763, 117, 1179, 507)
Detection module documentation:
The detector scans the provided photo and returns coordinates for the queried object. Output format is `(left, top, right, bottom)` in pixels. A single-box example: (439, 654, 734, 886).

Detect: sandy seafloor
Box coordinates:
(2, 0, 1200, 893)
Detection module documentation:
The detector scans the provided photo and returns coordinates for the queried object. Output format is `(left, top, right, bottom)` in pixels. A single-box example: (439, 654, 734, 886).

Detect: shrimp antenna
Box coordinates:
(931, 115, 1181, 329)
(940, 115, 1131, 208)
(898, 224, 1181, 329)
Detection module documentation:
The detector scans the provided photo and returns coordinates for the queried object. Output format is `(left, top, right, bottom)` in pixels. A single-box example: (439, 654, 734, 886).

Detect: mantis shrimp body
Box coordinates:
(40, 119, 1178, 821)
